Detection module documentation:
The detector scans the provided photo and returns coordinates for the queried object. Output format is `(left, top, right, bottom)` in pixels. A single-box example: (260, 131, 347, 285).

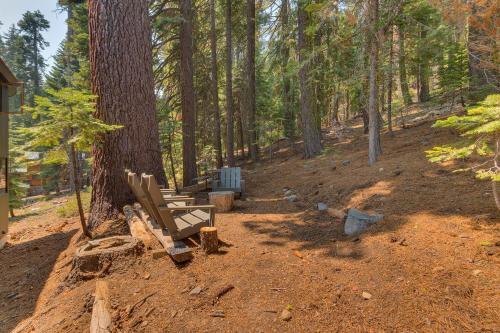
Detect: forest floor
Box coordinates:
(1, 103, 499, 333)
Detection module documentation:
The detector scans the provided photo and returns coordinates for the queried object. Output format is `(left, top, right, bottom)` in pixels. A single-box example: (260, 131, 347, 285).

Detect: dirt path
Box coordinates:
(1, 121, 499, 332)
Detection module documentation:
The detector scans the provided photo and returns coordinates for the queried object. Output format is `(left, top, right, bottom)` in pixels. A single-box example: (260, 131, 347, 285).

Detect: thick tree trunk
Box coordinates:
(281, 0, 294, 139)
(367, 0, 382, 165)
(246, 0, 259, 161)
(210, 0, 223, 169)
(397, 23, 412, 106)
(180, 0, 198, 186)
(387, 26, 394, 134)
(88, 0, 166, 228)
(297, 1, 322, 159)
(225, 0, 235, 167)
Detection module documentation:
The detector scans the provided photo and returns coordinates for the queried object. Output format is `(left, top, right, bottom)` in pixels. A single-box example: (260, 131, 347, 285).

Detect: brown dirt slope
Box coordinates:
(0, 117, 499, 333)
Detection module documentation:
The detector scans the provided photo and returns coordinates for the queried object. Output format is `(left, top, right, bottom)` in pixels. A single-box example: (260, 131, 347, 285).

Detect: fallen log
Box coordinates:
(134, 203, 193, 263)
(123, 205, 155, 248)
(90, 280, 112, 333)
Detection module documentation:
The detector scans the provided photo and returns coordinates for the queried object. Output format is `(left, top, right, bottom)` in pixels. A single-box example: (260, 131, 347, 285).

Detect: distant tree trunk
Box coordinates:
(225, 0, 235, 167)
(236, 105, 245, 158)
(246, 0, 259, 161)
(88, 0, 166, 228)
(332, 93, 340, 124)
(281, 0, 294, 140)
(397, 23, 412, 106)
(387, 26, 394, 134)
(345, 90, 350, 120)
(297, 1, 322, 159)
(367, 0, 382, 165)
(9, 207, 15, 218)
(418, 29, 431, 103)
(180, 0, 198, 186)
(210, 0, 223, 169)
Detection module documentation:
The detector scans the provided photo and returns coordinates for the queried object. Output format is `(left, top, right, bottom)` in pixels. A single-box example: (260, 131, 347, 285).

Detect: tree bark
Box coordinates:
(225, 0, 235, 167)
(367, 0, 382, 165)
(281, 0, 294, 140)
(180, 0, 198, 186)
(246, 0, 259, 161)
(397, 23, 412, 106)
(210, 0, 223, 169)
(387, 26, 394, 134)
(88, 0, 166, 228)
(297, 1, 322, 159)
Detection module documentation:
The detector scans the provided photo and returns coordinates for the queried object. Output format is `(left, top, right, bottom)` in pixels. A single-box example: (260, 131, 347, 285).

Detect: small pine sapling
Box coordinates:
(426, 94, 500, 210)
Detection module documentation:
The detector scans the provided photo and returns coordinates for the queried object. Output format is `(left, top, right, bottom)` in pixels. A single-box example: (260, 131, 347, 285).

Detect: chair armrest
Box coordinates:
(163, 197, 195, 204)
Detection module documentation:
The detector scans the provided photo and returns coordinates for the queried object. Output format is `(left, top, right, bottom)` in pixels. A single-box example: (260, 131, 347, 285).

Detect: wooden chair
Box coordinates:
(212, 167, 245, 196)
(141, 174, 215, 241)
(126, 172, 194, 211)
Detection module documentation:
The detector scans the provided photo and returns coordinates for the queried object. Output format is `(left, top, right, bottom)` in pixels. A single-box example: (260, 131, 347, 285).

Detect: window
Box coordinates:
(0, 158, 6, 193)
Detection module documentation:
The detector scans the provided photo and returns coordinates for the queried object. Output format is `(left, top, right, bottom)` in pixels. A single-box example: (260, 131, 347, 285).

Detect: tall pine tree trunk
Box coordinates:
(387, 26, 394, 134)
(88, 0, 166, 228)
(397, 23, 412, 106)
(225, 0, 235, 167)
(281, 0, 294, 140)
(367, 0, 382, 165)
(210, 0, 223, 169)
(298, 0, 322, 159)
(246, 0, 259, 161)
(180, 0, 197, 186)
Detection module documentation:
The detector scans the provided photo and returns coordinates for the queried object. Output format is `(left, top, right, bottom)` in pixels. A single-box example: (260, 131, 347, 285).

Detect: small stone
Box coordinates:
(342, 160, 351, 166)
(284, 190, 294, 197)
(280, 309, 292, 321)
(472, 269, 482, 276)
(317, 203, 328, 211)
(189, 286, 203, 296)
(286, 195, 298, 202)
(379, 168, 384, 172)
(210, 310, 225, 318)
(140, 321, 149, 327)
(362, 292, 372, 300)
(143, 273, 151, 280)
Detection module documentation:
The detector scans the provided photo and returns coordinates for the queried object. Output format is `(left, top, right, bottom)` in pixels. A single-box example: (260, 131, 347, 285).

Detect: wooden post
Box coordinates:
(200, 227, 219, 254)
(90, 280, 111, 333)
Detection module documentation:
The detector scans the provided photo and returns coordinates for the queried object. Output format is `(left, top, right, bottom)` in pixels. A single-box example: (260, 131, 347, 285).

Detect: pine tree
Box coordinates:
(427, 94, 500, 210)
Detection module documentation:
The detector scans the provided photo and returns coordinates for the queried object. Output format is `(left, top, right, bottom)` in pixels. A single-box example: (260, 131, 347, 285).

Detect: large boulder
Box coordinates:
(344, 209, 384, 236)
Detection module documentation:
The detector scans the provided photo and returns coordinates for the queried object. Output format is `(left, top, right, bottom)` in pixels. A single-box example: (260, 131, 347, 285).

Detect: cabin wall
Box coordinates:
(0, 85, 9, 248)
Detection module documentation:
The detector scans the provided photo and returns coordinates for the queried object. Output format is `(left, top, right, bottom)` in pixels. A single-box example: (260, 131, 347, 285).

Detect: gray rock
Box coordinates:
(286, 194, 298, 202)
(344, 208, 384, 236)
(317, 202, 328, 211)
(342, 160, 351, 166)
(284, 190, 294, 197)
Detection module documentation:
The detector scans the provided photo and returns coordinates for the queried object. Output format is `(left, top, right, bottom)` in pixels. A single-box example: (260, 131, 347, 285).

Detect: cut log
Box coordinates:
(134, 203, 193, 263)
(200, 227, 219, 254)
(208, 191, 234, 212)
(123, 205, 155, 248)
(90, 280, 112, 333)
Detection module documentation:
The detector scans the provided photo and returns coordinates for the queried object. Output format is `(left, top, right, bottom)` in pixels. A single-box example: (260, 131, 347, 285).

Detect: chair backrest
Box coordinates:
(126, 172, 160, 225)
(140, 174, 178, 233)
(220, 167, 241, 190)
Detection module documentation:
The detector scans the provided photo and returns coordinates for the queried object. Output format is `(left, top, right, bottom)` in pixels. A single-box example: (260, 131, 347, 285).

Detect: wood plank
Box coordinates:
(134, 203, 193, 263)
(90, 280, 112, 333)
(123, 205, 155, 248)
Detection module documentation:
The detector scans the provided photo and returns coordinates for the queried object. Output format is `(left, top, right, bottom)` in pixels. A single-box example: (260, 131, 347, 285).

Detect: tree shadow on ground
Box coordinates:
(239, 123, 499, 260)
(0, 229, 77, 332)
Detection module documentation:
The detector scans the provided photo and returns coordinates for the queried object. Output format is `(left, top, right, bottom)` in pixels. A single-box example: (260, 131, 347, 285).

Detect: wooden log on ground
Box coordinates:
(123, 205, 155, 248)
(90, 280, 112, 333)
(208, 191, 234, 212)
(134, 203, 193, 263)
(200, 227, 219, 254)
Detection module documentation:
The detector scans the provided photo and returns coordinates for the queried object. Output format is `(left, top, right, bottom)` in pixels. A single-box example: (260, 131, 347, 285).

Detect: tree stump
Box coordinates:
(200, 227, 219, 254)
(208, 191, 234, 212)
